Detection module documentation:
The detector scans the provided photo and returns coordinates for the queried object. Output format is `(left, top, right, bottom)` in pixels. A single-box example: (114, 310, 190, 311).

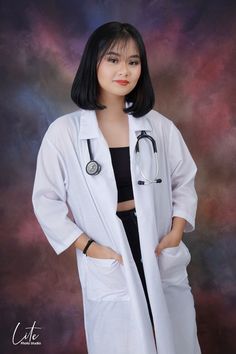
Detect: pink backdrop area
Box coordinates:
(1, 1, 236, 353)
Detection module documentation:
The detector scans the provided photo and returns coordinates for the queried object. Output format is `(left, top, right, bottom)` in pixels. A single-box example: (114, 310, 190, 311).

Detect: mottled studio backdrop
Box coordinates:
(1, 0, 236, 353)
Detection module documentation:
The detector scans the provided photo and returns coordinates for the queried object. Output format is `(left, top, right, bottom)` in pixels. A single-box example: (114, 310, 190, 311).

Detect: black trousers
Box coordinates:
(116, 208, 154, 327)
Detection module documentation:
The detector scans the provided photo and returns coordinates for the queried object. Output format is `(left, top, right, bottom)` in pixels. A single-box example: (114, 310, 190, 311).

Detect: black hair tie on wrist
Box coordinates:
(83, 239, 95, 256)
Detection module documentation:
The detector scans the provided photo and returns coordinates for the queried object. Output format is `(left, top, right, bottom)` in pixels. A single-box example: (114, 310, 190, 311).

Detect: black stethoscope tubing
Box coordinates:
(85, 139, 102, 175)
(135, 130, 157, 153)
(85, 130, 162, 184)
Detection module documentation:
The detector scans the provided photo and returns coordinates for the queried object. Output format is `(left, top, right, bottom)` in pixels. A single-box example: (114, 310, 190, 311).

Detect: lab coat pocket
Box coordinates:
(85, 257, 130, 302)
(158, 241, 191, 285)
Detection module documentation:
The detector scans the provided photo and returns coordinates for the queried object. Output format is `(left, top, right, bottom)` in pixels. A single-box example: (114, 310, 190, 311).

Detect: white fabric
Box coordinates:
(32, 109, 201, 354)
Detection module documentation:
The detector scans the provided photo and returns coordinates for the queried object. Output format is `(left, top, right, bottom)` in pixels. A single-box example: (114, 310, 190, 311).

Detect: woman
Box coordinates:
(32, 22, 201, 354)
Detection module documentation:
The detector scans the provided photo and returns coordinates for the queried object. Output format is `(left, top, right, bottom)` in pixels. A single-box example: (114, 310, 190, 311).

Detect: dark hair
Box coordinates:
(71, 22, 154, 118)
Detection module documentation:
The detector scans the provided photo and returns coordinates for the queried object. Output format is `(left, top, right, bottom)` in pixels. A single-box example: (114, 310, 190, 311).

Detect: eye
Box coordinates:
(107, 56, 119, 63)
(129, 60, 140, 66)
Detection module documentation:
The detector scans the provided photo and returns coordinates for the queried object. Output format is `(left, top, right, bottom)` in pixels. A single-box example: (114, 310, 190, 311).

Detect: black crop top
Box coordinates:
(109, 147, 134, 203)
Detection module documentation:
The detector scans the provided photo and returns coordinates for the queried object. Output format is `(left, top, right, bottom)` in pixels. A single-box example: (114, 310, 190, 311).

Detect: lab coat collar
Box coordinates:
(78, 106, 152, 140)
(79, 110, 100, 140)
(128, 112, 152, 133)
(126, 101, 152, 133)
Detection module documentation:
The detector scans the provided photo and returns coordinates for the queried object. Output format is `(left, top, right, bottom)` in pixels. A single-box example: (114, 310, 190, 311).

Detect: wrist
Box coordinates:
(85, 241, 99, 257)
(83, 238, 95, 255)
(170, 229, 183, 243)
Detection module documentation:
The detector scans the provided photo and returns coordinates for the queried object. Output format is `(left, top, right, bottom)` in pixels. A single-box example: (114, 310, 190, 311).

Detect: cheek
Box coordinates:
(134, 65, 141, 77)
(97, 67, 104, 84)
(137, 67, 142, 79)
(133, 67, 141, 84)
(97, 65, 112, 84)
(97, 62, 106, 80)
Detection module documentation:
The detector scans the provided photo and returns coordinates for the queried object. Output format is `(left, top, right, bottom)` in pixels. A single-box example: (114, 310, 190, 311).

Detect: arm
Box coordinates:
(33, 127, 122, 262)
(155, 216, 186, 255)
(32, 133, 84, 255)
(169, 123, 198, 232)
(74, 234, 123, 262)
(155, 122, 198, 255)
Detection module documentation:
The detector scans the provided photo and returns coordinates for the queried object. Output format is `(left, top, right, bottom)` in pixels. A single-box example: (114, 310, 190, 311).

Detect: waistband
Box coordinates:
(116, 208, 136, 218)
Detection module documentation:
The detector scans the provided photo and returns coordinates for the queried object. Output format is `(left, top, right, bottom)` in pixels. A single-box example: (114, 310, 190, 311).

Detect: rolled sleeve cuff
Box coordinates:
(45, 226, 84, 255)
(172, 209, 195, 233)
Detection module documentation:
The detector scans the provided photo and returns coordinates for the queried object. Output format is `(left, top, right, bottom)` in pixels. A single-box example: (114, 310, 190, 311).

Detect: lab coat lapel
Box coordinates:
(79, 110, 153, 215)
(128, 113, 156, 226)
(128, 114, 176, 354)
(78, 110, 155, 252)
(78, 110, 119, 246)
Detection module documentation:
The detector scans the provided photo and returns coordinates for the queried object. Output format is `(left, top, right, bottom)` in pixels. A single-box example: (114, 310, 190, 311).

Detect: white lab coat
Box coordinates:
(32, 108, 201, 354)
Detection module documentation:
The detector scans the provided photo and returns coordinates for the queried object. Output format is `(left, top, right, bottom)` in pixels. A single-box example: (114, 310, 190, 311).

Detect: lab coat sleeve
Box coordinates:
(168, 122, 198, 232)
(32, 133, 84, 255)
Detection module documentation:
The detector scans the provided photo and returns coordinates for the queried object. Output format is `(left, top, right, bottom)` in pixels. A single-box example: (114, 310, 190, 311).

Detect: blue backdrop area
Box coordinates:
(1, 1, 236, 353)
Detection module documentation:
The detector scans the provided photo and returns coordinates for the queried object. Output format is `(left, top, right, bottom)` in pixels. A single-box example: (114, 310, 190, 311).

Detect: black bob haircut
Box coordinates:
(71, 22, 155, 118)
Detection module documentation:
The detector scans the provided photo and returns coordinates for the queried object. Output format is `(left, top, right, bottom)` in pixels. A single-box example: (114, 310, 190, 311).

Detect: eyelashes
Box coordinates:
(107, 57, 118, 63)
(106, 56, 140, 66)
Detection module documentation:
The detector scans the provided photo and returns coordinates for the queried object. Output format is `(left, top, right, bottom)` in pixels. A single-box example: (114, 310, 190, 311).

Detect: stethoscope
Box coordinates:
(85, 130, 162, 185)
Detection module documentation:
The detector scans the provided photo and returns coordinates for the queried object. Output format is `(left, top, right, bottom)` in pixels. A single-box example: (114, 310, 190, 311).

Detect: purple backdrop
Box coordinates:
(1, 1, 236, 353)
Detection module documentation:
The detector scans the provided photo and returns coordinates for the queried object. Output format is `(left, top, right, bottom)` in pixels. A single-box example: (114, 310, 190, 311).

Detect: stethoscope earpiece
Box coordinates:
(138, 179, 162, 185)
(135, 131, 162, 185)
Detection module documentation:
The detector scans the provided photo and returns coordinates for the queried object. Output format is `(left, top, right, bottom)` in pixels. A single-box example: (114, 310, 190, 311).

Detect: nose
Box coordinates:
(118, 61, 129, 76)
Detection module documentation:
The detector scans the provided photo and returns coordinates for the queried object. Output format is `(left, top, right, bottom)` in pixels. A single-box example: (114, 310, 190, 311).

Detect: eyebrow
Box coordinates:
(106, 51, 140, 59)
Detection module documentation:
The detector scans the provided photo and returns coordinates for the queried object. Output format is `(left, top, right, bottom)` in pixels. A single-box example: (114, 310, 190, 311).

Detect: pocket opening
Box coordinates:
(85, 257, 130, 302)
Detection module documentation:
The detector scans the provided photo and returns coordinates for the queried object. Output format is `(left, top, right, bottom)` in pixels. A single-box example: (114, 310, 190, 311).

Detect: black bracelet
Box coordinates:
(83, 239, 95, 255)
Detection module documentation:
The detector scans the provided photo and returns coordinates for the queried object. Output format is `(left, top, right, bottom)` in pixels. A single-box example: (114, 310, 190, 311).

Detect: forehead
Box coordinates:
(105, 38, 140, 56)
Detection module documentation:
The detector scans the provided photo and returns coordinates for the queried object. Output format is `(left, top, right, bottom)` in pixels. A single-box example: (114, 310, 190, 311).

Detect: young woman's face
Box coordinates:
(97, 38, 141, 99)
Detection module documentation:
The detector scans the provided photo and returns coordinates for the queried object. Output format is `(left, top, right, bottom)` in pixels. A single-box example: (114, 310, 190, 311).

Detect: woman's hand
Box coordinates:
(74, 233, 123, 264)
(155, 216, 186, 256)
(86, 242, 123, 264)
(155, 229, 183, 256)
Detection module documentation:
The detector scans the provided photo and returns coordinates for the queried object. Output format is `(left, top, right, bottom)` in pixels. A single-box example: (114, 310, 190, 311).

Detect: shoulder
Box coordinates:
(143, 110, 186, 152)
(146, 110, 195, 157)
(144, 109, 176, 134)
(38, 109, 83, 153)
(41, 109, 84, 148)
(46, 109, 82, 138)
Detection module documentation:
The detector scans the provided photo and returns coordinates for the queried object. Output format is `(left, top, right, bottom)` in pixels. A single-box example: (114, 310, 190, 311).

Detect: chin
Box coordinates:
(114, 88, 134, 96)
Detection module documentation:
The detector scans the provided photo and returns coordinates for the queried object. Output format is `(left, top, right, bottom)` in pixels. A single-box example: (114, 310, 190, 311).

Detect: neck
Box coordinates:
(96, 93, 127, 121)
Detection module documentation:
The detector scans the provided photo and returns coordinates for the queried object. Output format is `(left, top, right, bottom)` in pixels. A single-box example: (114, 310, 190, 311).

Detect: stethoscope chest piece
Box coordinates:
(86, 160, 101, 175)
(86, 139, 102, 175)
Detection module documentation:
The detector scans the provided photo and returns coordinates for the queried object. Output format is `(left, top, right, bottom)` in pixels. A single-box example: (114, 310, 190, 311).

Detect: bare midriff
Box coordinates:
(117, 199, 135, 212)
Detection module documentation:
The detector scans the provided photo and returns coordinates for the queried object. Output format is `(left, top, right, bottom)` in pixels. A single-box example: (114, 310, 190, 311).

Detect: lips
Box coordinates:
(114, 80, 129, 86)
